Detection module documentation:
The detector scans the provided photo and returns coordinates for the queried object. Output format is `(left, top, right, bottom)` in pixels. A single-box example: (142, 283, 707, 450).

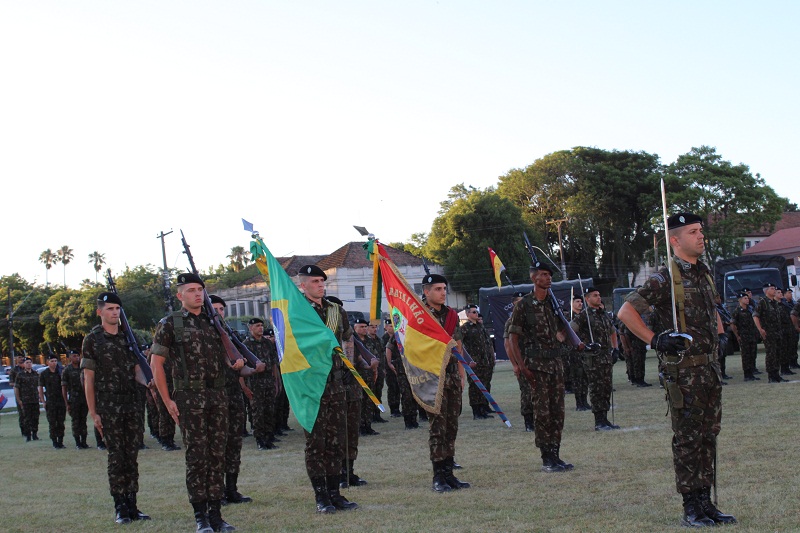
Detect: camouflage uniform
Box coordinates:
(509, 293, 566, 454)
(382, 331, 401, 415)
(151, 309, 228, 504)
(626, 256, 722, 495)
(243, 335, 278, 446)
(14, 369, 40, 438)
(731, 305, 758, 378)
(620, 319, 648, 385)
(62, 363, 89, 445)
(754, 296, 781, 380)
(8, 364, 25, 435)
(273, 368, 290, 431)
(365, 333, 385, 421)
(155, 358, 177, 445)
(792, 302, 800, 367)
(572, 307, 615, 418)
(505, 318, 533, 418)
(223, 365, 245, 476)
(39, 367, 66, 443)
(460, 320, 494, 413)
(344, 336, 367, 462)
(389, 335, 418, 426)
(778, 301, 795, 373)
(81, 325, 143, 496)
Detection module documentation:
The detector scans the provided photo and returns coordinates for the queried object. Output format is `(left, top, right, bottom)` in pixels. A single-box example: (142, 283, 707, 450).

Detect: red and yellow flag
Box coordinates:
(488, 247, 505, 287)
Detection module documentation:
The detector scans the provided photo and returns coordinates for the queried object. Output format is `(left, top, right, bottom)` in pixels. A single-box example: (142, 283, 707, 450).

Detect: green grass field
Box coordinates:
(2, 350, 799, 532)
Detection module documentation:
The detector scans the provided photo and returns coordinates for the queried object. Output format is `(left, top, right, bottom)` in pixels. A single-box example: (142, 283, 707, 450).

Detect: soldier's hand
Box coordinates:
(165, 399, 180, 426)
(611, 348, 621, 364)
(587, 343, 602, 354)
(652, 329, 689, 355)
(371, 359, 379, 369)
(255, 362, 267, 373)
(232, 359, 245, 371)
(469, 361, 477, 369)
(244, 387, 254, 401)
(758, 328, 767, 340)
(92, 413, 104, 438)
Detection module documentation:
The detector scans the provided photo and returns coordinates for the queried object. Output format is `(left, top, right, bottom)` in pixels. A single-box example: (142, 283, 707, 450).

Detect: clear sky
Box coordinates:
(1, 1, 798, 288)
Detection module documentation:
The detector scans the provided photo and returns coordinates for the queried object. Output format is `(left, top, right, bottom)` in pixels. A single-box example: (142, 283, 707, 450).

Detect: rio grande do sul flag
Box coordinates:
(488, 247, 505, 287)
(367, 240, 453, 414)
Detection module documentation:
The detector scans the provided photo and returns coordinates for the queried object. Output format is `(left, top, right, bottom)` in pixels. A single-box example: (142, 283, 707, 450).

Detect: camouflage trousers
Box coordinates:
(517, 373, 534, 416)
(45, 401, 66, 440)
(175, 389, 228, 503)
(373, 367, 385, 407)
(274, 385, 289, 430)
(739, 336, 758, 375)
(468, 364, 493, 408)
(528, 366, 565, 450)
(68, 400, 88, 438)
(569, 352, 588, 401)
(145, 389, 160, 436)
(345, 381, 362, 461)
(764, 335, 780, 376)
(396, 366, 417, 418)
(102, 410, 143, 496)
(20, 402, 40, 436)
(586, 355, 613, 413)
(428, 367, 461, 461)
(224, 394, 245, 475)
(156, 388, 177, 441)
(782, 327, 797, 369)
(627, 346, 647, 383)
(385, 367, 400, 412)
(670, 363, 722, 493)
(304, 376, 345, 479)
(251, 378, 276, 441)
(358, 369, 374, 431)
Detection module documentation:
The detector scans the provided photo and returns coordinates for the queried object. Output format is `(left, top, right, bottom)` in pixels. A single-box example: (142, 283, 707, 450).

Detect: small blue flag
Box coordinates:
(242, 218, 254, 233)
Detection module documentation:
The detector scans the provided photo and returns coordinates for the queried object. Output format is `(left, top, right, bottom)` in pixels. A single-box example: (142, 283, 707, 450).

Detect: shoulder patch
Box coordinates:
(651, 273, 666, 284)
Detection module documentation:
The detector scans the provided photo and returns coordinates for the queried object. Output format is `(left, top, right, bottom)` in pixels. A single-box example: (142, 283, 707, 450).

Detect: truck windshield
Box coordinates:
(724, 269, 783, 303)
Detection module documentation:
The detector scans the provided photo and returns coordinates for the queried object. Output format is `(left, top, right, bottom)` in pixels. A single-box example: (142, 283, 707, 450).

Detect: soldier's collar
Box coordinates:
(673, 256, 693, 271)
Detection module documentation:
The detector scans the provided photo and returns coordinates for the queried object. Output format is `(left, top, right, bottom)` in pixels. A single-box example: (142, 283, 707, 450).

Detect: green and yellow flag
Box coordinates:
(249, 236, 340, 433)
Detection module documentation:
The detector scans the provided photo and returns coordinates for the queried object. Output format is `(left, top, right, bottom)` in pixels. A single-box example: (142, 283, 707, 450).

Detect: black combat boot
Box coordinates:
(697, 487, 737, 524)
(480, 405, 494, 418)
(327, 475, 358, 510)
(25, 432, 32, 442)
(554, 445, 574, 471)
(223, 473, 252, 504)
(192, 501, 212, 532)
(680, 491, 715, 528)
(112, 494, 131, 525)
(32, 432, 39, 441)
(339, 463, 350, 489)
(80, 434, 91, 449)
(58, 436, 65, 448)
(523, 413, 535, 432)
(390, 407, 402, 418)
(347, 460, 368, 486)
(594, 411, 619, 431)
(52, 438, 60, 449)
(418, 409, 428, 422)
(452, 459, 462, 469)
(312, 477, 336, 514)
(207, 500, 235, 531)
(74, 434, 82, 449)
(126, 492, 150, 520)
(540, 446, 565, 473)
(404, 414, 418, 430)
(373, 411, 387, 423)
(602, 412, 620, 430)
(768, 373, 786, 383)
(162, 438, 181, 451)
(443, 457, 470, 489)
(431, 461, 452, 492)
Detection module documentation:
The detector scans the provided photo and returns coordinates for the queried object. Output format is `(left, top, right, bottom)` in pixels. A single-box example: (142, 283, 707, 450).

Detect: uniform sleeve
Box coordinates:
(508, 301, 526, 335)
(627, 270, 671, 315)
(150, 318, 174, 357)
(38, 371, 46, 387)
(753, 300, 764, 318)
(80, 334, 96, 371)
(339, 307, 353, 341)
(791, 303, 800, 318)
(61, 369, 69, 386)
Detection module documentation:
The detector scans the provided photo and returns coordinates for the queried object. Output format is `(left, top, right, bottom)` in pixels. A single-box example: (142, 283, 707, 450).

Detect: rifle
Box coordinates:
(105, 269, 154, 384)
(179, 231, 261, 368)
(522, 231, 583, 348)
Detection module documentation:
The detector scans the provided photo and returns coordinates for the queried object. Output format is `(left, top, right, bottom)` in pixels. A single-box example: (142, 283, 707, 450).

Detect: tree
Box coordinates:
(56, 245, 74, 287)
(425, 187, 535, 298)
(40, 288, 98, 349)
(227, 246, 249, 273)
(39, 249, 56, 286)
(665, 146, 785, 266)
(0, 275, 54, 357)
(389, 232, 428, 257)
(88, 251, 106, 283)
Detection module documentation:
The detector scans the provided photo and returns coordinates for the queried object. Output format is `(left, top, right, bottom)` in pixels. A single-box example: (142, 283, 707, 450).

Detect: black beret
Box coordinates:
(176, 272, 205, 287)
(422, 273, 448, 286)
(530, 261, 553, 274)
(466, 304, 478, 310)
(248, 318, 264, 325)
(209, 295, 226, 307)
(513, 291, 525, 298)
(763, 282, 777, 289)
(265, 328, 274, 336)
(572, 295, 584, 301)
(47, 354, 59, 361)
(24, 357, 33, 362)
(742, 287, 751, 292)
(384, 318, 392, 325)
(325, 295, 343, 306)
(354, 318, 368, 325)
(583, 286, 599, 295)
(97, 292, 122, 305)
(66, 350, 79, 356)
(298, 264, 327, 280)
(667, 212, 703, 230)
(737, 292, 748, 299)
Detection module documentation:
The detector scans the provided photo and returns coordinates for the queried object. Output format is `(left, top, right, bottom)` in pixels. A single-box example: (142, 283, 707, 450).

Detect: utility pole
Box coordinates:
(546, 218, 569, 279)
(157, 230, 174, 312)
(7, 286, 13, 361)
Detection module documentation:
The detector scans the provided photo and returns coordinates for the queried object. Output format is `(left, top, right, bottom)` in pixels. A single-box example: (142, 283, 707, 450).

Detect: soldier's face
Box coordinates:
(24, 360, 32, 370)
(531, 269, 552, 290)
(213, 302, 226, 318)
(585, 291, 601, 308)
(48, 359, 58, 370)
(424, 283, 447, 306)
(301, 276, 326, 300)
(467, 309, 479, 322)
(572, 300, 583, 313)
(354, 323, 367, 336)
(368, 325, 378, 336)
(671, 223, 705, 259)
(70, 354, 80, 365)
(178, 284, 205, 312)
(774, 290, 783, 300)
(764, 287, 775, 299)
(250, 323, 263, 337)
(97, 303, 121, 326)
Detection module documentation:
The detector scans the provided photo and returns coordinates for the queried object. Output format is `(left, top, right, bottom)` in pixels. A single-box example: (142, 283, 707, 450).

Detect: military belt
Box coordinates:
(666, 353, 713, 369)
(173, 375, 225, 391)
(526, 348, 562, 360)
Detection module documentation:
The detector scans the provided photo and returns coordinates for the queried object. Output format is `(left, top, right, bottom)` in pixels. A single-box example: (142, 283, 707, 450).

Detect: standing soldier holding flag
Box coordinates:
(618, 211, 737, 527)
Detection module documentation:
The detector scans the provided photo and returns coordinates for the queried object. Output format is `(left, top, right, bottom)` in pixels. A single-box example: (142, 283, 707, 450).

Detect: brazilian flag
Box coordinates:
(250, 237, 340, 433)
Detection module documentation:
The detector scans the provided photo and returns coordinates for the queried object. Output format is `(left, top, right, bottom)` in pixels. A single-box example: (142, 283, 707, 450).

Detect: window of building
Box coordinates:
(355, 286, 365, 299)
(745, 241, 751, 249)
(248, 301, 255, 316)
(230, 304, 237, 317)
(239, 303, 246, 317)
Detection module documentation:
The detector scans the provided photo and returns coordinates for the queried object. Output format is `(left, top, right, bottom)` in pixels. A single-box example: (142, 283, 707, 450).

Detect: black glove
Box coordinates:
(718, 333, 728, 354)
(611, 348, 621, 364)
(586, 342, 602, 354)
(652, 329, 688, 355)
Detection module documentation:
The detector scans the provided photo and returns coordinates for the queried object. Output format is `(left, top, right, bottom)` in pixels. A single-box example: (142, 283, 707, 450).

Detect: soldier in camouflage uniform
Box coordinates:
(572, 287, 621, 431)
(210, 295, 264, 506)
(618, 212, 736, 527)
(508, 263, 576, 473)
(730, 292, 759, 381)
(82, 292, 151, 525)
(269, 328, 292, 433)
(352, 318, 379, 438)
(776, 289, 797, 376)
(619, 310, 651, 388)
(504, 292, 535, 429)
(8, 355, 26, 437)
(61, 350, 90, 448)
(39, 354, 66, 448)
(753, 283, 784, 383)
(14, 357, 40, 441)
(151, 273, 240, 532)
(568, 296, 592, 410)
(154, 352, 180, 451)
(421, 274, 470, 492)
(366, 322, 387, 423)
(461, 304, 495, 420)
(244, 317, 280, 450)
(785, 289, 800, 368)
(386, 333, 418, 429)
(381, 319, 402, 417)
(143, 347, 160, 444)
(296, 267, 358, 514)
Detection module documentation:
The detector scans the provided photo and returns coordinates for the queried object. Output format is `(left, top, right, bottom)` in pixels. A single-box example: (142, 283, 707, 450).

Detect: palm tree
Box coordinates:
(88, 251, 106, 283)
(227, 246, 249, 272)
(56, 245, 74, 286)
(39, 248, 56, 285)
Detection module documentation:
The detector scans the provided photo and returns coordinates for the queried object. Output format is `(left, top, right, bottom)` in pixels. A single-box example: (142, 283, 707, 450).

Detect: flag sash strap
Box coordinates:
(454, 347, 512, 428)
(336, 346, 386, 413)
